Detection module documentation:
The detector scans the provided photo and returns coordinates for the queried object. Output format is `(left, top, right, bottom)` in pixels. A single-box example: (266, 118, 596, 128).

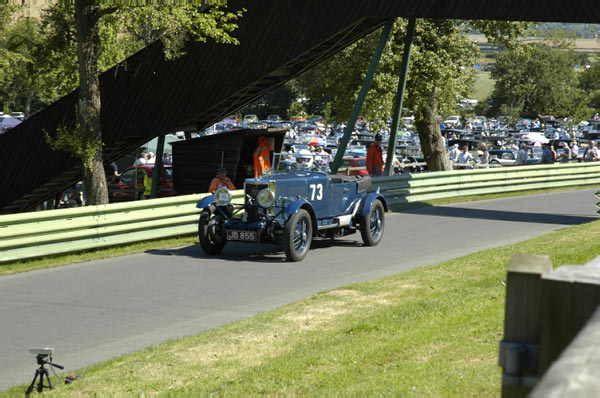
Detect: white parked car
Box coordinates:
(444, 115, 462, 127)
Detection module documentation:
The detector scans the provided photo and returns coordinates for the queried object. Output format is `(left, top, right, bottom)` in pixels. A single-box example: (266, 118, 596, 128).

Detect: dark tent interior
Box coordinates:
(170, 128, 286, 195)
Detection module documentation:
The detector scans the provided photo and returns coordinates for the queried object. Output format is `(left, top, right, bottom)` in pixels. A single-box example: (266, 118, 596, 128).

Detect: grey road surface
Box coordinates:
(1, 189, 597, 390)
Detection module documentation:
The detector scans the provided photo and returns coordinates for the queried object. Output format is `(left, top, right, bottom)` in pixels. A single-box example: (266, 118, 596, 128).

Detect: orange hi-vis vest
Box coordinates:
(253, 136, 271, 177)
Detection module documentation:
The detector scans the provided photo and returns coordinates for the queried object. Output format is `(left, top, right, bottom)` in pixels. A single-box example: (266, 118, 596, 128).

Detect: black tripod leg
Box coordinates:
(40, 367, 54, 391)
(25, 368, 40, 398)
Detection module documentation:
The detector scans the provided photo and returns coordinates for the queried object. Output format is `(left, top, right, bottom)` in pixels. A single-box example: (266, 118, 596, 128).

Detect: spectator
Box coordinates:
(134, 151, 147, 166)
(366, 133, 384, 176)
(449, 144, 460, 162)
(558, 142, 571, 163)
(584, 140, 600, 162)
(162, 152, 172, 165)
(571, 141, 579, 160)
(108, 162, 118, 177)
(146, 152, 155, 165)
(479, 144, 490, 165)
(457, 146, 473, 167)
(314, 145, 331, 168)
(541, 144, 555, 164)
(516, 143, 528, 165)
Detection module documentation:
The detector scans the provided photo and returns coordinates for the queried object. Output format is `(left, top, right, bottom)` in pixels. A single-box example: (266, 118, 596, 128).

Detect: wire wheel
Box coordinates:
(360, 199, 385, 246)
(283, 209, 312, 262)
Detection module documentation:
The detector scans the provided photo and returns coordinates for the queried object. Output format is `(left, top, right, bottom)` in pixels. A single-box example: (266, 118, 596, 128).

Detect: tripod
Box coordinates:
(25, 354, 64, 398)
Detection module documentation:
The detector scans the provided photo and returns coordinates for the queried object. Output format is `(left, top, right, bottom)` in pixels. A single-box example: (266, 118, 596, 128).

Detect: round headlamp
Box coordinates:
(256, 188, 275, 208)
(214, 187, 232, 206)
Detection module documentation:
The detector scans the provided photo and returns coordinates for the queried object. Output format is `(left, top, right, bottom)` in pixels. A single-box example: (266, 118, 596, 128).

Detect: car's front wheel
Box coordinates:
(283, 209, 312, 262)
(360, 199, 385, 246)
(198, 211, 226, 255)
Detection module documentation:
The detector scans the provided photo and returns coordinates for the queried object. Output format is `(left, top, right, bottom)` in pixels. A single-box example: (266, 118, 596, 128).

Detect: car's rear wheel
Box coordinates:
(360, 199, 385, 246)
(283, 209, 312, 262)
(198, 211, 226, 255)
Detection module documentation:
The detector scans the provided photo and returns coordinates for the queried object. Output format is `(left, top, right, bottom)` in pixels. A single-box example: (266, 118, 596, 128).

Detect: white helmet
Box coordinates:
(294, 149, 314, 169)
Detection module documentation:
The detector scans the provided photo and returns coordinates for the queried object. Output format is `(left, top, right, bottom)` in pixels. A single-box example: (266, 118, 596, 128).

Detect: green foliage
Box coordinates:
(240, 84, 297, 119)
(287, 100, 307, 119)
(44, 118, 101, 173)
(291, 19, 531, 125)
(490, 40, 591, 119)
(0, 3, 243, 113)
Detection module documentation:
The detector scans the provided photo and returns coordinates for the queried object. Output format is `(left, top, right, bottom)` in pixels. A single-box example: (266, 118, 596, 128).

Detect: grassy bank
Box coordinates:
(3, 218, 600, 396)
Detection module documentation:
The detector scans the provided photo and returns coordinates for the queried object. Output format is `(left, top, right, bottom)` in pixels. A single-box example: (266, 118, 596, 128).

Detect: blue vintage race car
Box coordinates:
(196, 153, 387, 261)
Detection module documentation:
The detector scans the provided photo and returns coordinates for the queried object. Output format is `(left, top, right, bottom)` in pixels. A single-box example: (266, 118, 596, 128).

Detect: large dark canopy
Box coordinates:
(1, 0, 598, 213)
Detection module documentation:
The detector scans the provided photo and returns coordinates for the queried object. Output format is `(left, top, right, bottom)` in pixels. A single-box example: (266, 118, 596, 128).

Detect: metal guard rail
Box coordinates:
(371, 162, 600, 206)
(1, 163, 599, 263)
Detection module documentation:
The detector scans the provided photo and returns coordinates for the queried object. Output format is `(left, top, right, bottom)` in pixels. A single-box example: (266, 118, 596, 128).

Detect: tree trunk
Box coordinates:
(415, 86, 452, 172)
(25, 93, 32, 118)
(75, 0, 108, 205)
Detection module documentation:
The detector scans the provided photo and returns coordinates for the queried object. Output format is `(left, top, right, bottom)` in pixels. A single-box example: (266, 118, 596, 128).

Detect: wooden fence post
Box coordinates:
(500, 253, 552, 398)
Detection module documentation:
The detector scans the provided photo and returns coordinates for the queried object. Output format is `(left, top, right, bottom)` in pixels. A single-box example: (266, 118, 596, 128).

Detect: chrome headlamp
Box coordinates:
(256, 188, 275, 208)
(214, 187, 232, 206)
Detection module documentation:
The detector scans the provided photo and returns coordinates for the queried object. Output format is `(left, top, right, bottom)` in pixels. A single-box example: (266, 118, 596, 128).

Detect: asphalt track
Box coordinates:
(1, 189, 598, 391)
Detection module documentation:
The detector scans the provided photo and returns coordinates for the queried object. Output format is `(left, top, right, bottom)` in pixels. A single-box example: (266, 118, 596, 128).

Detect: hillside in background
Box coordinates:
(532, 23, 600, 38)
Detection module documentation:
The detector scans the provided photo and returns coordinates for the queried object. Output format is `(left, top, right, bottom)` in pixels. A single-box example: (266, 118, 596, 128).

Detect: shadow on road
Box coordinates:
(146, 238, 362, 263)
(408, 206, 598, 226)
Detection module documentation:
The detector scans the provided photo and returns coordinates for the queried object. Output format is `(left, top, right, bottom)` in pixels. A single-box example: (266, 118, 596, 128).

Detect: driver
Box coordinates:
(294, 149, 314, 170)
(209, 167, 236, 193)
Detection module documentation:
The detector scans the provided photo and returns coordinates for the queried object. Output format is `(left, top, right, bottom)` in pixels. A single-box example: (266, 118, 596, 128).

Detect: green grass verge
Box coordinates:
(3, 217, 600, 396)
(2, 185, 598, 277)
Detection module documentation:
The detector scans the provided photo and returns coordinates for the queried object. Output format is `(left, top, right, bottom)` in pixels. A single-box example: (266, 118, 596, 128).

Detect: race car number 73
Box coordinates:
(309, 184, 323, 200)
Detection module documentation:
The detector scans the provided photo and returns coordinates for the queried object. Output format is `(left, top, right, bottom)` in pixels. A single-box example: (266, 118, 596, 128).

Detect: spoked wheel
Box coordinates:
(198, 211, 226, 255)
(360, 199, 385, 246)
(283, 209, 313, 262)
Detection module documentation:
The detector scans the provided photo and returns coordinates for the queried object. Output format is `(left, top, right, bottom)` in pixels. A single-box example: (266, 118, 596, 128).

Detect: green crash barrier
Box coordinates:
(2, 163, 600, 264)
(0, 191, 244, 264)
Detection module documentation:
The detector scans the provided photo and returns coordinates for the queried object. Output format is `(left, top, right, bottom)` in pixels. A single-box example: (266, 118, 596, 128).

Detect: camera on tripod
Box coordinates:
(28, 348, 54, 357)
(25, 347, 64, 398)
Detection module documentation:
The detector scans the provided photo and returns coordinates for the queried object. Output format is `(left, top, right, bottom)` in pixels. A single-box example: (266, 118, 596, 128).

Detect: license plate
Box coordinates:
(226, 230, 258, 242)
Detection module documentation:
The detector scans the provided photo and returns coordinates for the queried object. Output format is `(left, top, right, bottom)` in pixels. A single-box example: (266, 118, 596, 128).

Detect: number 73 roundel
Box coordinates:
(309, 183, 323, 200)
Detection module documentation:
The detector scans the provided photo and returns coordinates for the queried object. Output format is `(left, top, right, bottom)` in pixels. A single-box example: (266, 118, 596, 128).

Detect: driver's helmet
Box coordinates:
(294, 149, 314, 169)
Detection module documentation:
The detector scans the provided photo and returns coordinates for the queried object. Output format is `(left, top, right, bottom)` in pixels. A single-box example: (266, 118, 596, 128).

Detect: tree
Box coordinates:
(36, 2, 244, 205)
(490, 34, 590, 121)
(292, 19, 530, 171)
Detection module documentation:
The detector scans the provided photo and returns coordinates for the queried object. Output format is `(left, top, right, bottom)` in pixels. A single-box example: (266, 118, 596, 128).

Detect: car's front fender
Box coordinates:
(358, 193, 388, 216)
(196, 195, 215, 210)
(284, 199, 317, 233)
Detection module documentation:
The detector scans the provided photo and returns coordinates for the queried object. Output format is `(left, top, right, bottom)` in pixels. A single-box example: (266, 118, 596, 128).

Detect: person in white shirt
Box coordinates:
(449, 144, 460, 162)
(134, 151, 147, 166)
(571, 141, 579, 160)
(584, 140, 600, 162)
(516, 143, 528, 165)
(146, 152, 155, 165)
(457, 146, 473, 166)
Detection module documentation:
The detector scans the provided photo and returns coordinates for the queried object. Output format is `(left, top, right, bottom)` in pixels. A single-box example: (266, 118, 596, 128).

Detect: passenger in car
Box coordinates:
(209, 167, 236, 193)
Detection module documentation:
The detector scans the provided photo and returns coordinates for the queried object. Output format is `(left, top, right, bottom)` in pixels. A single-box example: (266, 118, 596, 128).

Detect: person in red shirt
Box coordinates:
(366, 133, 384, 176)
(209, 168, 236, 193)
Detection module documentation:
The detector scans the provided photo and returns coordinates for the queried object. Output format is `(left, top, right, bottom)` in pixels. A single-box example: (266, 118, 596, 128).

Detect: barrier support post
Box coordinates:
(500, 253, 551, 398)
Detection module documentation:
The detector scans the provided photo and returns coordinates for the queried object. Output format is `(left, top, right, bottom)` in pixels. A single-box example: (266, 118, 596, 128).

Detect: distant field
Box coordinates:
(468, 34, 600, 52)
(472, 71, 494, 102)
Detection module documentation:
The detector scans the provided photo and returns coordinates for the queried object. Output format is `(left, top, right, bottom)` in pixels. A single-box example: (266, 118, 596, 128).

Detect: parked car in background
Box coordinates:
(108, 165, 174, 202)
(488, 149, 541, 166)
(243, 114, 259, 123)
(337, 157, 368, 176)
(444, 115, 462, 128)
